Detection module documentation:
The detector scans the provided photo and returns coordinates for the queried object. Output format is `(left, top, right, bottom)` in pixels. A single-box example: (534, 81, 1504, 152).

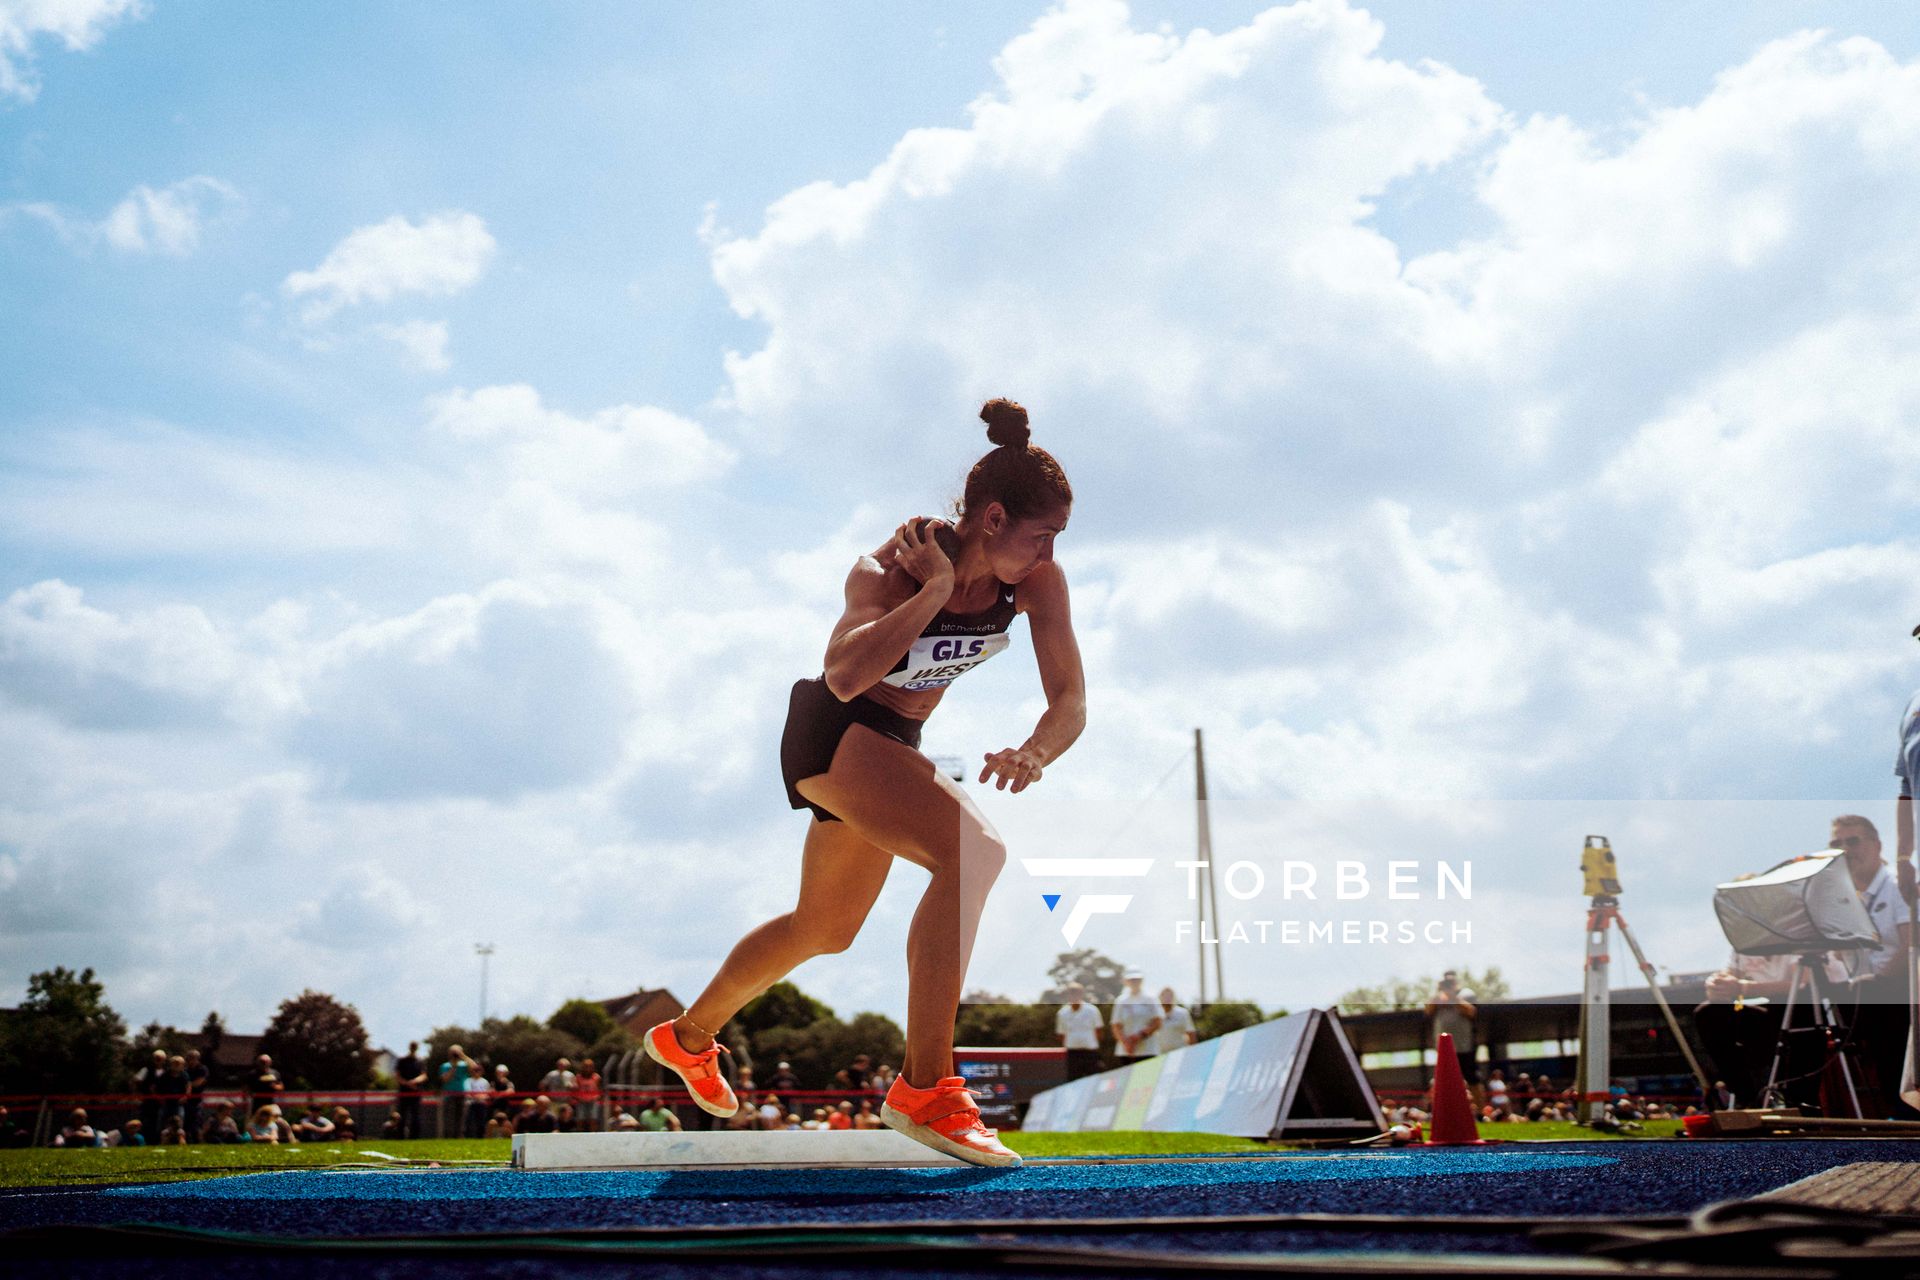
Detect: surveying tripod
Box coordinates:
(1577, 836, 1712, 1122)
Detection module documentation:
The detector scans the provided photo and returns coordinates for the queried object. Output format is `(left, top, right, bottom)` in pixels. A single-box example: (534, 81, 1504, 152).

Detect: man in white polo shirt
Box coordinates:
(1150, 986, 1197, 1055)
(1055, 982, 1103, 1079)
(1110, 970, 1160, 1059)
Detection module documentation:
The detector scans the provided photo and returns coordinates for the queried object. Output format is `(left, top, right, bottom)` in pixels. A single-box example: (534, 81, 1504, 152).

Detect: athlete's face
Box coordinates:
(989, 504, 1069, 581)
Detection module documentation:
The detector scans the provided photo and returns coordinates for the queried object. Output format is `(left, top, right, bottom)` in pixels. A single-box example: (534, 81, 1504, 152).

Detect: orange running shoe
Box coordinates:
(881, 1075, 1020, 1167)
(642, 1021, 739, 1118)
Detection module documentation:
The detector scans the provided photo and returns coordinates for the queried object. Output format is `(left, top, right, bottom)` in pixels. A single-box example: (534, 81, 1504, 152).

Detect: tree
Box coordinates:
(737, 981, 833, 1040)
(954, 1001, 1057, 1048)
(259, 990, 374, 1089)
(750, 1011, 904, 1089)
(1193, 1001, 1266, 1041)
(0, 967, 128, 1093)
(1042, 949, 1126, 1003)
(1335, 966, 1512, 1012)
(548, 998, 614, 1048)
(200, 1011, 226, 1059)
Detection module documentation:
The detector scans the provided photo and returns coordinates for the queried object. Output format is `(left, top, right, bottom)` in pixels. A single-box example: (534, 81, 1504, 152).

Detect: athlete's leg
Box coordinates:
(796, 726, 1008, 1087)
(672, 818, 892, 1052)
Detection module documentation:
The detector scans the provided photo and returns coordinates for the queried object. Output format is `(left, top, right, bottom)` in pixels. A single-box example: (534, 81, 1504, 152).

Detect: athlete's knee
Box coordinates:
(793, 915, 863, 957)
(970, 830, 1008, 878)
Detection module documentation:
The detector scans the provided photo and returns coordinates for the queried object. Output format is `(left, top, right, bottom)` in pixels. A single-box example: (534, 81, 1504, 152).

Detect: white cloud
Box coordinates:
(283, 211, 497, 323)
(371, 318, 452, 372)
(3, 175, 243, 256)
(0, 0, 143, 102)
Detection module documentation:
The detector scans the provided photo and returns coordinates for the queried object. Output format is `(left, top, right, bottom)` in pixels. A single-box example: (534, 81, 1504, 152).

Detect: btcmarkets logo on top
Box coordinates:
(1023, 856, 1475, 947)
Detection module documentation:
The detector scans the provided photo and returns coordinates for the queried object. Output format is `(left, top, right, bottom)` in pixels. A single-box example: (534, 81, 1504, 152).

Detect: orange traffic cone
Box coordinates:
(1423, 1032, 1485, 1146)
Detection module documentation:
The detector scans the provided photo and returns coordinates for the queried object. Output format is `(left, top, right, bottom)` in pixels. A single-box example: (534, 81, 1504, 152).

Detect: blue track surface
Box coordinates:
(6, 1141, 1919, 1277)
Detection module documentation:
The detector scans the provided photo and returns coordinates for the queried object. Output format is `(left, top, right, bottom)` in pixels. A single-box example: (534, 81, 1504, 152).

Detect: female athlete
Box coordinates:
(644, 397, 1083, 1167)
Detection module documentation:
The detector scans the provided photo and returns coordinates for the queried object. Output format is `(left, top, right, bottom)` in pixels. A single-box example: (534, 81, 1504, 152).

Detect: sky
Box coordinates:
(3, 0, 1920, 1052)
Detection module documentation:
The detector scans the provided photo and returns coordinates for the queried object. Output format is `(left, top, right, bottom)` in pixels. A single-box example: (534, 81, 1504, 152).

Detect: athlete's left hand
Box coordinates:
(980, 747, 1044, 793)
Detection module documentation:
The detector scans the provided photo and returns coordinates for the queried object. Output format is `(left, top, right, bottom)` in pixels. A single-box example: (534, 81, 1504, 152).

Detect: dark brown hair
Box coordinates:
(959, 398, 1072, 523)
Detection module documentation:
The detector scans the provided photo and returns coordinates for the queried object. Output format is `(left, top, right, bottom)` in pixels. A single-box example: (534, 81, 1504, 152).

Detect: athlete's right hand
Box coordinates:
(892, 517, 955, 590)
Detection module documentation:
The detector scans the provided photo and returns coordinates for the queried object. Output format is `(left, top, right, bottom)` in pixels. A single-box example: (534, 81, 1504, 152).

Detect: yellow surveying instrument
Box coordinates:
(1577, 836, 1711, 1122)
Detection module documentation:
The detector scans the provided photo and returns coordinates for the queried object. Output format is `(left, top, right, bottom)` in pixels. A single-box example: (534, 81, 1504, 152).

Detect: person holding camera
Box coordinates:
(1424, 971, 1477, 1086)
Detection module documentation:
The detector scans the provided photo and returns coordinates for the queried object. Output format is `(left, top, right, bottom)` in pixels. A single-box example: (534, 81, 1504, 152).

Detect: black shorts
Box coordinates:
(780, 676, 925, 823)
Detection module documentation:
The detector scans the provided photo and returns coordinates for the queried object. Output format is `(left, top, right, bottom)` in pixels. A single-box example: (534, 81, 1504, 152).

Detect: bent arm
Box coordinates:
(822, 558, 951, 700)
(1018, 562, 1087, 765)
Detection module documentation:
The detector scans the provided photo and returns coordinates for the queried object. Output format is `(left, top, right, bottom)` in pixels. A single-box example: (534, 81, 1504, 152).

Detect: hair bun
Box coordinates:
(979, 397, 1030, 449)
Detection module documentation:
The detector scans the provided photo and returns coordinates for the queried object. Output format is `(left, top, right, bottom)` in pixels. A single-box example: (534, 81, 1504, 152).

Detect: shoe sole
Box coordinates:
(643, 1030, 740, 1118)
(881, 1102, 1021, 1167)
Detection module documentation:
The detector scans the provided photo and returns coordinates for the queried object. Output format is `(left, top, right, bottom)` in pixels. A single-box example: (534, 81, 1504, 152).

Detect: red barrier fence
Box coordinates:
(0, 1086, 896, 1146)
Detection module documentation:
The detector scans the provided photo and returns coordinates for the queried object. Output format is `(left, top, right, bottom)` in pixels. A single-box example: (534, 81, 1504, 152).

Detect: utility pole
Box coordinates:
(475, 942, 495, 1025)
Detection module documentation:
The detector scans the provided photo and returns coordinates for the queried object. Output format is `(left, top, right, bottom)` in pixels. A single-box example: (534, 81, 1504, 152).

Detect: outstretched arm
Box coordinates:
(982, 562, 1085, 792)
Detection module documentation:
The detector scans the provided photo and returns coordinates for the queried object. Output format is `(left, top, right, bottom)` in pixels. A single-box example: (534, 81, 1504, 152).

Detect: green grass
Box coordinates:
(0, 1120, 1682, 1190)
(0, 1139, 505, 1189)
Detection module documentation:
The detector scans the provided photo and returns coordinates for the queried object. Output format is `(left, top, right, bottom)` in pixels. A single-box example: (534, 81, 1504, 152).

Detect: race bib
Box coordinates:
(881, 632, 1011, 692)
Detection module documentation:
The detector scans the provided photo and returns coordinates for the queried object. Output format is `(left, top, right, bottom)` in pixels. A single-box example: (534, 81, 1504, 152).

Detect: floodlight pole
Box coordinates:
(476, 942, 495, 1026)
(1194, 729, 1224, 1005)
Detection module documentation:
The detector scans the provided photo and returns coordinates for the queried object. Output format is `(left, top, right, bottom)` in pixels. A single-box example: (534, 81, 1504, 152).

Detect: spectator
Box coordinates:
(1110, 970, 1159, 1059)
(1702, 1079, 1736, 1112)
(555, 1102, 579, 1133)
(486, 1110, 515, 1139)
(0, 1107, 24, 1149)
(870, 1063, 896, 1094)
(379, 1110, 406, 1140)
(538, 1057, 577, 1100)
(492, 1063, 516, 1110)
(725, 1099, 758, 1131)
(463, 1066, 494, 1138)
(827, 1101, 854, 1131)
(611, 1110, 642, 1131)
(837, 1054, 873, 1092)
(757, 1094, 784, 1130)
(639, 1099, 682, 1132)
(1424, 971, 1478, 1086)
(182, 1049, 208, 1144)
(783, 1112, 802, 1131)
(247, 1105, 285, 1143)
(1487, 1070, 1510, 1113)
(853, 1099, 882, 1130)
(158, 1054, 190, 1132)
(1055, 983, 1103, 1079)
(294, 1103, 335, 1143)
(107, 1118, 145, 1147)
(799, 1107, 825, 1130)
(765, 1061, 801, 1094)
(438, 1045, 477, 1138)
(136, 1048, 168, 1136)
(156, 1115, 187, 1146)
(1150, 987, 1197, 1055)
(331, 1106, 357, 1141)
(248, 1054, 286, 1118)
(519, 1095, 559, 1134)
(395, 1041, 428, 1139)
(56, 1108, 100, 1148)
(201, 1100, 242, 1144)
(574, 1058, 602, 1129)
